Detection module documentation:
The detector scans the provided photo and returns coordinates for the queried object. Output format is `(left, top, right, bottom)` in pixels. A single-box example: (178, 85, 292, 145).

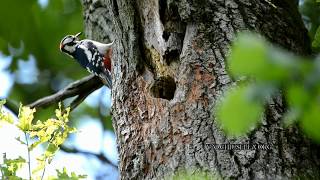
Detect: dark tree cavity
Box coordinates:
(82, 0, 320, 179)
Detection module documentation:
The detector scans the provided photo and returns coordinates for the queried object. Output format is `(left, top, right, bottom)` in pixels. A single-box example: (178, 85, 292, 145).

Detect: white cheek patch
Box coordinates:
(64, 45, 76, 53)
(63, 45, 76, 58)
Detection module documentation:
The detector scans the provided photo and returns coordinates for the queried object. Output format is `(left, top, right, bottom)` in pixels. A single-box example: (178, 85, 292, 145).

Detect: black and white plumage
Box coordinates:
(60, 32, 113, 88)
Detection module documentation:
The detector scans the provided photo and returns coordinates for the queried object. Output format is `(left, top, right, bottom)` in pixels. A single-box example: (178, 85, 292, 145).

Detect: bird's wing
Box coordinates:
(79, 40, 112, 88)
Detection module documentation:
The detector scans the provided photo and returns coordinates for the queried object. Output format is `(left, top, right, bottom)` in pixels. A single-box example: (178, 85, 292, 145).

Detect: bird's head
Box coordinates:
(60, 32, 82, 55)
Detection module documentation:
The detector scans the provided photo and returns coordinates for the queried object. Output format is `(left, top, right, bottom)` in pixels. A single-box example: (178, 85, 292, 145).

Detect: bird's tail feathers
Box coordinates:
(99, 69, 112, 89)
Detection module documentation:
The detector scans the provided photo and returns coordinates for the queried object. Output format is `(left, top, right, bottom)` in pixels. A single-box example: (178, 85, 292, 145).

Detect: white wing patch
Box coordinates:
(79, 44, 92, 62)
(86, 40, 114, 55)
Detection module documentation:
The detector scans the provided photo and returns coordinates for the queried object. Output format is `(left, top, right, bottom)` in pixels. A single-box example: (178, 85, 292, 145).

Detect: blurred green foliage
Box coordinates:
(217, 84, 264, 136)
(300, 0, 320, 42)
(0, 0, 112, 130)
(216, 32, 320, 142)
(300, 0, 320, 52)
(313, 26, 320, 50)
(0, 0, 84, 119)
(216, 0, 320, 142)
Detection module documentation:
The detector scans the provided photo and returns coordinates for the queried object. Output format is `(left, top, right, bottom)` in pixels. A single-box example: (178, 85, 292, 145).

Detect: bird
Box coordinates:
(59, 32, 113, 88)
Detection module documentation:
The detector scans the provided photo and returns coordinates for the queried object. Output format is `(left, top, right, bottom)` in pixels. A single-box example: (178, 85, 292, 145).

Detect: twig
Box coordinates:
(24, 133, 32, 180)
(41, 163, 46, 180)
(68, 84, 97, 111)
(3, 99, 19, 115)
(1, 76, 114, 176)
(28, 75, 103, 110)
(60, 145, 118, 169)
(4, 75, 104, 114)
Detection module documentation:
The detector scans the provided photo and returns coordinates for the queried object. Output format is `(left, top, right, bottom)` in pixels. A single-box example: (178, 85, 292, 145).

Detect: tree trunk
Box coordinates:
(82, 0, 320, 179)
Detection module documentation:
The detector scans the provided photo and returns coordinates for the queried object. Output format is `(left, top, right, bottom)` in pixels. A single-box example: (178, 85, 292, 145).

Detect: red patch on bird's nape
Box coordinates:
(103, 48, 112, 71)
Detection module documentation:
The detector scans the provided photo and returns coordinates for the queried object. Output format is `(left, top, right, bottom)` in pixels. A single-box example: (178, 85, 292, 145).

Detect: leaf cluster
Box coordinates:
(216, 32, 320, 143)
(0, 100, 86, 180)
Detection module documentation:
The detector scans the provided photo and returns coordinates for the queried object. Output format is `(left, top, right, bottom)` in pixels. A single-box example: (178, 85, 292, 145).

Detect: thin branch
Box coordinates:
(41, 163, 46, 180)
(68, 84, 97, 111)
(60, 145, 118, 169)
(2, 76, 115, 174)
(3, 75, 104, 113)
(24, 133, 32, 180)
(28, 75, 103, 109)
(4, 99, 19, 116)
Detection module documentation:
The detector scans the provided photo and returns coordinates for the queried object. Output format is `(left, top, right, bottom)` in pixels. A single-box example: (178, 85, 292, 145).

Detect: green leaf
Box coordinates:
(48, 167, 87, 180)
(0, 99, 14, 125)
(228, 33, 294, 82)
(1, 104, 78, 177)
(1, 155, 26, 177)
(286, 84, 311, 108)
(312, 26, 320, 50)
(45, 143, 59, 157)
(216, 85, 264, 137)
(14, 137, 26, 145)
(17, 105, 35, 131)
(32, 155, 46, 174)
(228, 33, 268, 78)
(219, 31, 320, 144)
(30, 141, 43, 150)
(300, 101, 320, 143)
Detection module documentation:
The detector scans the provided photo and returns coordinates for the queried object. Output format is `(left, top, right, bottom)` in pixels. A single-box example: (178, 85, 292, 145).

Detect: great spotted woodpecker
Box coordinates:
(59, 32, 113, 88)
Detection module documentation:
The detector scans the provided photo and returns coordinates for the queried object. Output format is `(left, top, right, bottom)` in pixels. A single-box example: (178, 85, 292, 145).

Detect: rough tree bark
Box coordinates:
(82, 0, 320, 179)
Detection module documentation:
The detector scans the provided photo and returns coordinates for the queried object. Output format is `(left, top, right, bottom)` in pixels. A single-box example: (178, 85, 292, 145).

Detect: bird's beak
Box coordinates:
(75, 32, 82, 38)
